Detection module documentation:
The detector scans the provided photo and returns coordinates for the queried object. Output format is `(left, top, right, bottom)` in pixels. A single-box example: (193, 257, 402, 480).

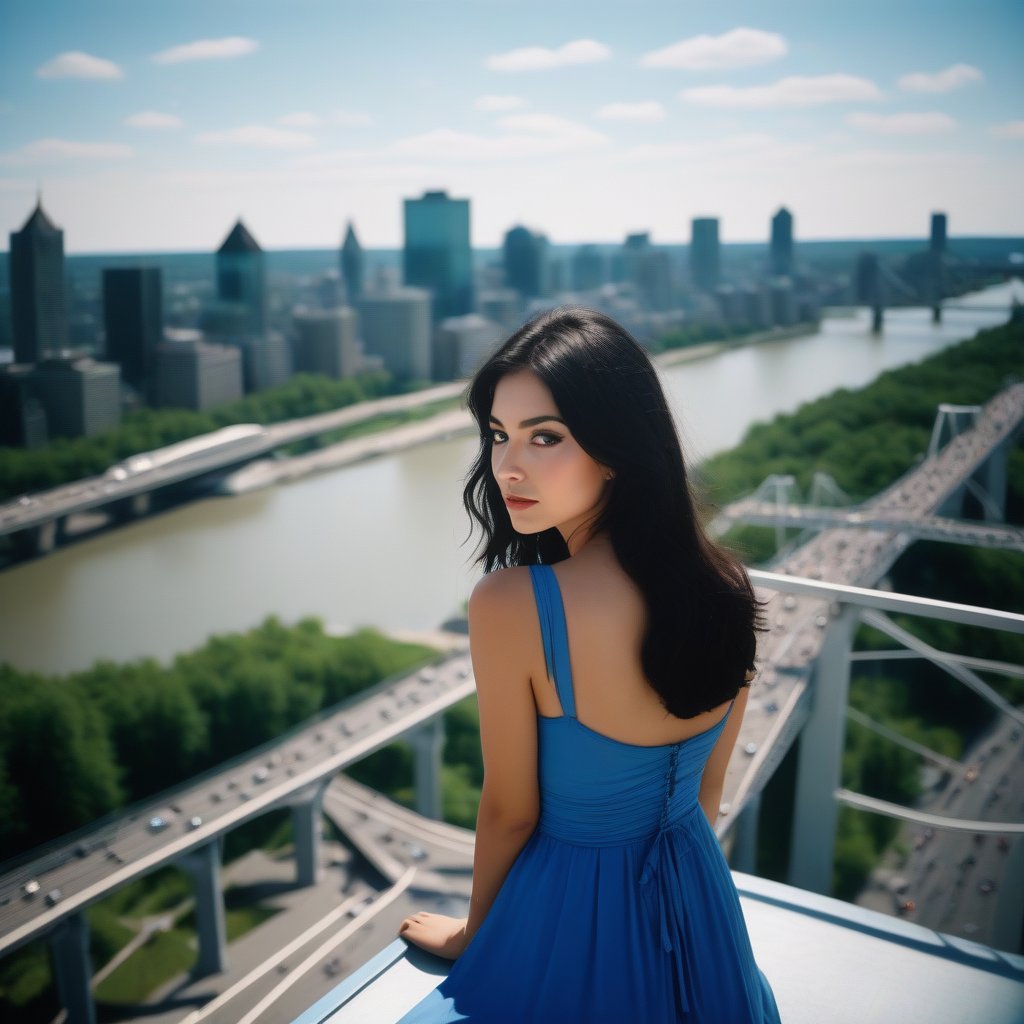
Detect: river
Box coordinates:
(0, 285, 1017, 675)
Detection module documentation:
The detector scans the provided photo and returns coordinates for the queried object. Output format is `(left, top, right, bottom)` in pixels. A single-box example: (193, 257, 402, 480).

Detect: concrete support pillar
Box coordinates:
(410, 716, 445, 821)
(177, 840, 227, 977)
(290, 779, 330, 887)
(871, 305, 883, 334)
(111, 493, 151, 521)
(977, 437, 1009, 522)
(931, 305, 942, 324)
(730, 792, 762, 875)
(788, 605, 859, 895)
(48, 911, 96, 1024)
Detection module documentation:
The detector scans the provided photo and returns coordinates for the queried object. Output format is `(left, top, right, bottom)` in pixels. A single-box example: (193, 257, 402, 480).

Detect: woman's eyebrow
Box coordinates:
(489, 414, 567, 428)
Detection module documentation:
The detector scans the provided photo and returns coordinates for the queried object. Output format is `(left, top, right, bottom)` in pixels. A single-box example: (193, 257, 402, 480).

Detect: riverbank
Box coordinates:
(222, 319, 821, 495)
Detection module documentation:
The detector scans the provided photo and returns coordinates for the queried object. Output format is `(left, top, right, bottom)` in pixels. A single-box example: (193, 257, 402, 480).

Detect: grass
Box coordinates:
(93, 928, 195, 1005)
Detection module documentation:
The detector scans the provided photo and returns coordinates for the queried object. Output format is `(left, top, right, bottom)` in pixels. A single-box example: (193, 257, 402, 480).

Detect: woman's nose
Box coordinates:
(493, 445, 524, 482)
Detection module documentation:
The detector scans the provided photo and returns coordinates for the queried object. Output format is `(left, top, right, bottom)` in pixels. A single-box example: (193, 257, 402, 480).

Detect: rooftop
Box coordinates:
(290, 872, 1024, 1024)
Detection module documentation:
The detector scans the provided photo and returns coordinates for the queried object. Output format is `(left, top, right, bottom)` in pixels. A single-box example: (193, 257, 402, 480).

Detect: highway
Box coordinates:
(0, 649, 475, 958)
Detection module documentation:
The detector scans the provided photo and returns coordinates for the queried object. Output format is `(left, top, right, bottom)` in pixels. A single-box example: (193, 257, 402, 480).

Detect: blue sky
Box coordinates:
(1, 0, 1022, 252)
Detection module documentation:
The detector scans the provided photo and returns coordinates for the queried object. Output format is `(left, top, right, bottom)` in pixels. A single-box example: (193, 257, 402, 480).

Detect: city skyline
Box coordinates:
(1, 1, 1023, 252)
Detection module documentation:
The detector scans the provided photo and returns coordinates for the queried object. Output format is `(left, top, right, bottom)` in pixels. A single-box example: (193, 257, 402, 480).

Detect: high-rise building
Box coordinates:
(155, 332, 244, 410)
(621, 233, 673, 311)
(571, 245, 606, 292)
(292, 307, 361, 379)
(770, 207, 794, 278)
(403, 190, 473, 319)
(502, 226, 547, 299)
(28, 356, 121, 438)
(357, 288, 432, 381)
(102, 267, 163, 395)
(0, 365, 48, 446)
(930, 212, 947, 254)
(690, 218, 720, 293)
(9, 199, 68, 364)
(434, 314, 504, 380)
(478, 288, 524, 333)
(341, 222, 364, 301)
(216, 219, 266, 335)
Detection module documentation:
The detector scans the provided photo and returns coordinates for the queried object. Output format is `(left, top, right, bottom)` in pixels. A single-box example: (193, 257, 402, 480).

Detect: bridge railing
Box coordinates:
(743, 569, 1024, 897)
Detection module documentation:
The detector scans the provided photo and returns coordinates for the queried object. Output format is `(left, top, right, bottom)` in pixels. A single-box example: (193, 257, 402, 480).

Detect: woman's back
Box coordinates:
(528, 538, 734, 747)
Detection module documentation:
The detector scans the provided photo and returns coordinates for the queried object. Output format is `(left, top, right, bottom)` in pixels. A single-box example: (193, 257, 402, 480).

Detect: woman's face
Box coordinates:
(489, 368, 611, 552)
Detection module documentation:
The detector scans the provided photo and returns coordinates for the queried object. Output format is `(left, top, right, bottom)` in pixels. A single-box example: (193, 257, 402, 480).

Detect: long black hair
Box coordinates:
(463, 305, 761, 718)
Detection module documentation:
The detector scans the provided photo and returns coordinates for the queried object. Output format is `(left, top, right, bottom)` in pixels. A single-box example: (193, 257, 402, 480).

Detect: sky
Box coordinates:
(1, 0, 1022, 253)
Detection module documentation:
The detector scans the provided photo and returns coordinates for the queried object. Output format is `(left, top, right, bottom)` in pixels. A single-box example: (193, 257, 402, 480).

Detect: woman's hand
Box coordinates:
(398, 912, 469, 960)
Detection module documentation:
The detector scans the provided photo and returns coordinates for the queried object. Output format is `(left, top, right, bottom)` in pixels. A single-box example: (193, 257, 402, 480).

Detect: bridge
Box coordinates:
(0, 381, 465, 558)
(2, 384, 1023, 1023)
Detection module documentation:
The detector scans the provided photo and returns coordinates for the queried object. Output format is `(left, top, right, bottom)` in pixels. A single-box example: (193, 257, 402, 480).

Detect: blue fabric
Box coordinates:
(399, 563, 781, 1023)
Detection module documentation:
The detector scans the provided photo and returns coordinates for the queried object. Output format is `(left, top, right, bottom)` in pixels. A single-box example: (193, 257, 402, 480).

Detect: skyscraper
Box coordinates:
(621, 233, 673, 311)
(690, 218, 720, 293)
(930, 212, 947, 254)
(341, 221, 364, 301)
(502, 226, 547, 299)
(292, 307, 361, 379)
(770, 207, 794, 278)
(103, 267, 163, 394)
(357, 287, 432, 381)
(403, 190, 473, 319)
(9, 198, 68, 364)
(216, 219, 266, 335)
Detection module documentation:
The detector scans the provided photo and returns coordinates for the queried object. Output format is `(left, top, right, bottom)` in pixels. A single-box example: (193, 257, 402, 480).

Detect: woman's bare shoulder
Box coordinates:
(469, 566, 535, 621)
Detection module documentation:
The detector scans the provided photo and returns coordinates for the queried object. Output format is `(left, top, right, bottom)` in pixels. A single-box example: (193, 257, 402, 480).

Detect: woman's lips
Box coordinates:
(504, 495, 538, 511)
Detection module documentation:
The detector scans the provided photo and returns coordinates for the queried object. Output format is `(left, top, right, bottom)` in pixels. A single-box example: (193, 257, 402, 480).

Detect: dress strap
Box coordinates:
(527, 564, 576, 719)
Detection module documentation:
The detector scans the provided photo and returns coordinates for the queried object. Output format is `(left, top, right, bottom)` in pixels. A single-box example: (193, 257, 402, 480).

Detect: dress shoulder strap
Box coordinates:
(527, 564, 576, 719)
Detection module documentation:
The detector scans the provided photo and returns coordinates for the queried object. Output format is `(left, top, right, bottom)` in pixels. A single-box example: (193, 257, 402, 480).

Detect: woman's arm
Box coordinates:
(698, 684, 750, 826)
(399, 568, 540, 958)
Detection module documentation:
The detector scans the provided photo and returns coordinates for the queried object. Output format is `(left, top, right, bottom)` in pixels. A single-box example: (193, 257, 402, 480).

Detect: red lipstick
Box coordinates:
(505, 495, 538, 511)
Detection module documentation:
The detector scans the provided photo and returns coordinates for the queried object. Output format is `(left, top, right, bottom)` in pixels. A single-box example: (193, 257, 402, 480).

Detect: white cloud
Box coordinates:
(991, 120, 1024, 138)
(36, 51, 122, 80)
(846, 111, 956, 135)
(389, 114, 607, 161)
(0, 138, 134, 164)
(475, 95, 526, 112)
(681, 74, 883, 109)
(153, 37, 259, 65)
(331, 109, 372, 126)
(279, 112, 321, 127)
(898, 64, 983, 93)
(486, 39, 611, 72)
(125, 111, 182, 129)
(597, 101, 665, 123)
(640, 28, 786, 70)
(195, 125, 315, 149)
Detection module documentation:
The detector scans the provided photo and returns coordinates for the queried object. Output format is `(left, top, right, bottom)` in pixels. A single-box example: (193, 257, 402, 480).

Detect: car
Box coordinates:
(782, 596, 797, 611)
(406, 843, 428, 862)
(187, 816, 203, 830)
(743, 742, 758, 756)
(253, 767, 269, 784)
(73, 842, 89, 858)
(978, 879, 997, 895)
(22, 879, 40, 897)
(896, 899, 916, 916)
(418, 667, 437, 683)
(44, 889, 63, 907)
(964, 764, 980, 783)
(148, 816, 169, 833)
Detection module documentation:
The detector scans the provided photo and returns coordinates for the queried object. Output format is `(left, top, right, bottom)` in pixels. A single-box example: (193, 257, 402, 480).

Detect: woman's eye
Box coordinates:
(490, 430, 508, 444)
(533, 432, 562, 446)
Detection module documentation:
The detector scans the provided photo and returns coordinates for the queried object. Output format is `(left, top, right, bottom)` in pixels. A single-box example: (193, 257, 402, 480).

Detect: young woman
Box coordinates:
(398, 307, 781, 1022)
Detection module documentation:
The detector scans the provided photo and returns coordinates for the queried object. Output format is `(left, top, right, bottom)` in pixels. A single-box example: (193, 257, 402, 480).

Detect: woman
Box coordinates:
(398, 307, 780, 1022)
